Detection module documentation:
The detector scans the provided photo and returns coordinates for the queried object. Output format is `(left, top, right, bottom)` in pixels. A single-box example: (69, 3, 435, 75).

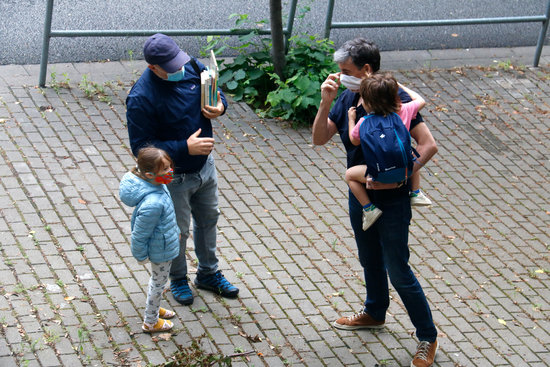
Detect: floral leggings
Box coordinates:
(144, 261, 172, 325)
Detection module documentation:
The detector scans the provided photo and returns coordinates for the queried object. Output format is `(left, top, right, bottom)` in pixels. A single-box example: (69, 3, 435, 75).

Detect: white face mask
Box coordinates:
(339, 74, 362, 92)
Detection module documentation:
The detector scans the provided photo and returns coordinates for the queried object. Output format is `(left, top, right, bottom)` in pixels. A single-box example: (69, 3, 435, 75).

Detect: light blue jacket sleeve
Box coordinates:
(131, 200, 162, 261)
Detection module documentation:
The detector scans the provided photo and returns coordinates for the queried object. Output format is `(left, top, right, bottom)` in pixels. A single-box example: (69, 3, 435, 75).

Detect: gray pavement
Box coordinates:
(0, 47, 549, 366)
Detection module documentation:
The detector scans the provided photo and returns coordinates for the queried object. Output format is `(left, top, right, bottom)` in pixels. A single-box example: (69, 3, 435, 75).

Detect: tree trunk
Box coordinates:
(270, 0, 286, 81)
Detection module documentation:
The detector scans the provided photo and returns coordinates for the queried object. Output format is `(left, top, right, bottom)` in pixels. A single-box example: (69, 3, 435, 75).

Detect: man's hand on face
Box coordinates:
(187, 128, 215, 156)
(320, 72, 341, 104)
(202, 91, 224, 119)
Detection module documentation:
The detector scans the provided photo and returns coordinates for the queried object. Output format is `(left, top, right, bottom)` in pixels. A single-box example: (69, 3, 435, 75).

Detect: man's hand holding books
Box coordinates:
(202, 91, 224, 119)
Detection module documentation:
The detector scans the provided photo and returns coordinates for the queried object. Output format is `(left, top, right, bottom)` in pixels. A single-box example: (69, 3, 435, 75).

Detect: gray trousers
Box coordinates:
(168, 155, 220, 280)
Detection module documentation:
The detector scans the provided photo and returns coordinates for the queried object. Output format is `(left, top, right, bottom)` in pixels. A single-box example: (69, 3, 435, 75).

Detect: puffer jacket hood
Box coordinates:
(119, 171, 160, 207)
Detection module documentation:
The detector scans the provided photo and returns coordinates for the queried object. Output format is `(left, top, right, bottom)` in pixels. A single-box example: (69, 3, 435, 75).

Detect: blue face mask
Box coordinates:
(166, 67, 185, 82)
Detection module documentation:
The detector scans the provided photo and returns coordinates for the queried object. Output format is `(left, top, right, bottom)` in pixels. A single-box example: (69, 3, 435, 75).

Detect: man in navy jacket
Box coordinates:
(126, 33, 239, 305)
(312, 38, 438, 367)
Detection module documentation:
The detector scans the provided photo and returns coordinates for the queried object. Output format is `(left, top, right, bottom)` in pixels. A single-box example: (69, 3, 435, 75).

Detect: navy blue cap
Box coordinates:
(143, 33, 190, 73)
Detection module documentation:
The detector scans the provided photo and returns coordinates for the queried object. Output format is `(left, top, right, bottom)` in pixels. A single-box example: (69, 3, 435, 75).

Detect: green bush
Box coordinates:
(264, 36, 336, 126)
(204, 14, 337, 127)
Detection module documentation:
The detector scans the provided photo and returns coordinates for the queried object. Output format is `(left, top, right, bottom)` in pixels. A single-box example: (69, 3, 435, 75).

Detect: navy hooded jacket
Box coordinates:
(126, 59, 228, 174)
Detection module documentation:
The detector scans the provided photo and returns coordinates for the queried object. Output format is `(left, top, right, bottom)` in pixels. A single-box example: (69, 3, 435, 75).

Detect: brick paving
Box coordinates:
(0, 49, 549, 366)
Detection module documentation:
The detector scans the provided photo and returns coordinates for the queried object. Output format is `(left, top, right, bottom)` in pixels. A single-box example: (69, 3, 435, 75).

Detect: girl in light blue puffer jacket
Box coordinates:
(119, 147, 180, 333)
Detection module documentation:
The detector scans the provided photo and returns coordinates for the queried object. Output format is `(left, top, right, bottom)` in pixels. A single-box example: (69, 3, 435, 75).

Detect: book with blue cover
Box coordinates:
(201, 50, 218, 108)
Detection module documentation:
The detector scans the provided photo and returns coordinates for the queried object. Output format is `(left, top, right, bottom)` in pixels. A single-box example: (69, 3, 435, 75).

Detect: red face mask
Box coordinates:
(153, 168, 174, 185)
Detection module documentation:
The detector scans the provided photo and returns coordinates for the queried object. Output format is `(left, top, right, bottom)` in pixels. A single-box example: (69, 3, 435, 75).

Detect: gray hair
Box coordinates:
(333, 48, 350, 64)
(333, 38, 380, 72)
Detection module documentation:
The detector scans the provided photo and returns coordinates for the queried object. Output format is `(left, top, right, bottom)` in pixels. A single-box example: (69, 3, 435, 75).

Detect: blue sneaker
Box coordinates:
(194, 271, 239, 298)
(170, 277, 193, 305)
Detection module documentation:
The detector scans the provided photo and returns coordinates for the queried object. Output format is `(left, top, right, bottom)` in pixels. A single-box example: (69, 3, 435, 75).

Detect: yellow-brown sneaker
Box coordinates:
(142, 318, 173, 333)
(158, 307, 175, 319)
(333, 310, 384, 330)
(411, 340, 438, 367)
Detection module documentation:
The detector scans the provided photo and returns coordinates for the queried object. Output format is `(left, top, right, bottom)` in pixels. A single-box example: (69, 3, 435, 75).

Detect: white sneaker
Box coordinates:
(410, 190, 432, 207)
(362, 206, 382, 230)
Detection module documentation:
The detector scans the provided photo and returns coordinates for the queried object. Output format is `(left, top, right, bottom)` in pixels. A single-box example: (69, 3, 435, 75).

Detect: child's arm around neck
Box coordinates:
(347, 107, 361, 146)
(398, 82, 426, 112)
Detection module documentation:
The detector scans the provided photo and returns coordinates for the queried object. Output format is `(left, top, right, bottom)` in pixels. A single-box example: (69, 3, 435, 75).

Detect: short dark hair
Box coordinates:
(360, 72, 400, 115)
(334, 38, 380, 72)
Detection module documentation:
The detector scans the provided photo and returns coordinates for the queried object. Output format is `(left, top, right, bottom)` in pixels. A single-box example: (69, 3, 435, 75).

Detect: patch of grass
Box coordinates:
(191, 306, 208, 313)
(49, 70, 71, 93)
(79, 74, 112, 104)
(495, 59, 526, 72)
(158, 334, 253, 367)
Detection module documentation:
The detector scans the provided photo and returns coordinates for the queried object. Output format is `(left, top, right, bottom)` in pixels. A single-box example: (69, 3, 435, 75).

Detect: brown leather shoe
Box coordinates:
(333, 310, 384, 330)
(411, 340, 438, 367)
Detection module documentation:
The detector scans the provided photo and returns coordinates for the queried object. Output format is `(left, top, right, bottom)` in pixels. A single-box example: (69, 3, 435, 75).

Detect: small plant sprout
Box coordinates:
(77, 325, 89, 353)
(191, 306, 208, 313)
(43, 328, 60, 345)
(14, 283, 26, 294)
(49, 70, 71, 92)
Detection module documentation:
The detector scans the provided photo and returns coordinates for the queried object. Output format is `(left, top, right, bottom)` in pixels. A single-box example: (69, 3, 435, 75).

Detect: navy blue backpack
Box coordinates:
(358, 112, 417, 184)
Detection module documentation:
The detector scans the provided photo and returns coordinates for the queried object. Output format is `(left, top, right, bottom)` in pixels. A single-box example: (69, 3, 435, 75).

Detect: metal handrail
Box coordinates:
(39, 0, 298, 87)
(324, 0, 550, 67)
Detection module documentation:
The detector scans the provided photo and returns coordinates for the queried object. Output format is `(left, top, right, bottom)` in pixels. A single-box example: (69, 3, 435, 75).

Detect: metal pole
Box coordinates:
(534, 0, 550, 67)
(284, 0, 298, 53)
(39, 0, 54, 87)
(324, 0, 335, 39)
(48, 29, 275, 37)
(330, 16, 547, 29)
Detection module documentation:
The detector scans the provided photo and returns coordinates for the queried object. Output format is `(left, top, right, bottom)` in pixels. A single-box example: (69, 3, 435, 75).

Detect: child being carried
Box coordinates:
(346, 72, 432, 231)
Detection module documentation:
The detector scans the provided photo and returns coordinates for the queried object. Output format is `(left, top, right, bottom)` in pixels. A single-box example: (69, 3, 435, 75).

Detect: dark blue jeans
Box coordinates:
(349, 188, 437, 342)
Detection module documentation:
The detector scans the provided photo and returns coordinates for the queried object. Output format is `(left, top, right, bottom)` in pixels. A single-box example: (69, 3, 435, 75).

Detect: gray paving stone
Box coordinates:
(1, 49, 550, 366)
(36, 347, 62, 367)
(58, 353, 85, 366)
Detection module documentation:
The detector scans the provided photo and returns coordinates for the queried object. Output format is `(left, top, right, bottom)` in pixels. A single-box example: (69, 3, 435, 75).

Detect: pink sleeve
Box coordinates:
(351, 117, 364, 140)
(398, 101, 420, 131)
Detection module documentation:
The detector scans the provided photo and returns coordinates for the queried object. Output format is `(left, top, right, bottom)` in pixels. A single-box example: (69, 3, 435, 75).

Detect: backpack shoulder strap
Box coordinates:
(352, 93, 360, 107)
(361, 113, 376, 122)
(189, 58, 202, 76)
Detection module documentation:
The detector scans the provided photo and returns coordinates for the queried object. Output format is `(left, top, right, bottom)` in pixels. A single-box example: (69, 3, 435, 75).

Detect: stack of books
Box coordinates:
(201, 50, 218, 108)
